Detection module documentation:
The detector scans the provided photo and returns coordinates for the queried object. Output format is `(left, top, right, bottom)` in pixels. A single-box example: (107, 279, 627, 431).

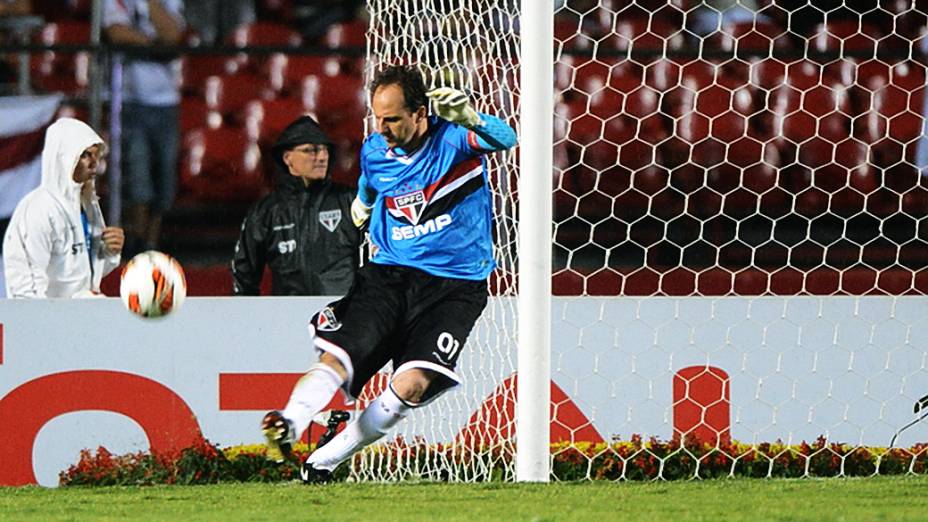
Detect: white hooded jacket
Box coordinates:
(3, 118, 121, 298)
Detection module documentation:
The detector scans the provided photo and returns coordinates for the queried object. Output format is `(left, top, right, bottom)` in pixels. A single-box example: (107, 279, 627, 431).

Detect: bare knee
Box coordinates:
(319, 352, 348, 381)
(390, 369, 434, 404)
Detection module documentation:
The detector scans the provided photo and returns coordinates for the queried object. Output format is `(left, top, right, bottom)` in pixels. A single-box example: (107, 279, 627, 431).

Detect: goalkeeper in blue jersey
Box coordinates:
(261, 65, 517, 482)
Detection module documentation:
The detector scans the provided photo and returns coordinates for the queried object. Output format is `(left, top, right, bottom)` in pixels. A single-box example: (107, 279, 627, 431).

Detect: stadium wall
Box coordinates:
(1, 296, 926, 486)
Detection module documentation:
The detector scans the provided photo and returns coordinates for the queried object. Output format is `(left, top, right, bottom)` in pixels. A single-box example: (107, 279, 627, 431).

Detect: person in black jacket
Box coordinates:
(231, 115, 360, 295)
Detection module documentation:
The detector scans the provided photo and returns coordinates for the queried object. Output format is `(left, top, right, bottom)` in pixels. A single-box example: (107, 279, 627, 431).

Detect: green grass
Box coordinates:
(3, 477, 928, 521)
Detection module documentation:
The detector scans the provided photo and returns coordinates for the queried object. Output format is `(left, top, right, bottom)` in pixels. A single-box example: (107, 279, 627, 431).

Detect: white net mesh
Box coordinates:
(354, 0, 521, 481)
(356, 0, 928, 481)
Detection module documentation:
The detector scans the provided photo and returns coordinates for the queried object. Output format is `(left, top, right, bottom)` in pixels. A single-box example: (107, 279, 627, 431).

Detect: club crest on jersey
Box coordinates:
(394, 190, 426, 224)
(316, 307, 342, 331)
(318, 209, 342, 233)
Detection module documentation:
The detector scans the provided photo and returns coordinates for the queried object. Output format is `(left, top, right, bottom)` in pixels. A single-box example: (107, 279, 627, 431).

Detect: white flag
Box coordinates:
(0, 94, 63, 219)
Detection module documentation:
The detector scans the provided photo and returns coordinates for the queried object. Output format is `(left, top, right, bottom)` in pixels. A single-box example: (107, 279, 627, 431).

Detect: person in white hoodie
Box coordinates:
(2, 118, 125, 298)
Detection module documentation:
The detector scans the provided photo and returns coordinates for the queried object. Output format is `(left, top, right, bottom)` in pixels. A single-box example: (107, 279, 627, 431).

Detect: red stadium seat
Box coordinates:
(179, 128, 266, 202)
(180, 55, 235, 95)
(324, 20, 367, 48)
(256, 0, 293, 21)
(179, 96, 222, 133)
(861, 61, 926, 165)
(748, 58, 786, 92)
(572, 60, 611, 95)
(785, 60, 822, 92)
(555, 17, 596, 51)
(564, 98, 601, 146)
(283, 55, 344, 93)
(588, 86, 624, 123)
(644, 59, 681, 92)
(203, 73, 273, 120)
(713, 20, 788, 55)
(607, 16, 676, 52)
(781, 79, 851, 146)
(243, 96, 312, 145)
(810, 21, 880, 55)
(32, 0, 90, 21)
(226, 21, 302, 73)
(315, 73, 365, 120)
(31, 21, 90, 95)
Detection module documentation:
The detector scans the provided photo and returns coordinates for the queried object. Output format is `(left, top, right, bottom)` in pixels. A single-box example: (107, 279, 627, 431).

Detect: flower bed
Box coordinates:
(58, 435, 928, 486)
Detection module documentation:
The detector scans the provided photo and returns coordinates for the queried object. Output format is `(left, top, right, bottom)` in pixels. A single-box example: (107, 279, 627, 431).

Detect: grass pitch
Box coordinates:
(3, 476, 928, 521)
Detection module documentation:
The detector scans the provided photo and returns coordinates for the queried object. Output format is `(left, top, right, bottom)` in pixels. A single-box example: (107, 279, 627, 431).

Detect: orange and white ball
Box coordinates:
(119, 251, 187, 318)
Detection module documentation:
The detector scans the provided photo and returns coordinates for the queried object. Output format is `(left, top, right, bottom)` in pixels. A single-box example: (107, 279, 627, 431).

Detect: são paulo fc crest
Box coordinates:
(394, 190, 426, 224)
(316, 307, 342, 331)
(318, 209, 342, 233)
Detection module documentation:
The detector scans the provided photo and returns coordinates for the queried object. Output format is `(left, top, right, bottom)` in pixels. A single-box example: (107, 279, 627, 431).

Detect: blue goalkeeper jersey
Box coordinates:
(358, 116, 506, 280)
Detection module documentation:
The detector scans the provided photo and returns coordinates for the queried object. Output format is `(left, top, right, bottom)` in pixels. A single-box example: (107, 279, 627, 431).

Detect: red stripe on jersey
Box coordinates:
(467, 130, 481, 150)
(384, 157, 481, 210)
(422, 157, 481, 201)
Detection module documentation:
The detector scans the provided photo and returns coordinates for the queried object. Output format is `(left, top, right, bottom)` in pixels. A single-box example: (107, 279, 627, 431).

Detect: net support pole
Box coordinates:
(516, 0, 553, 483)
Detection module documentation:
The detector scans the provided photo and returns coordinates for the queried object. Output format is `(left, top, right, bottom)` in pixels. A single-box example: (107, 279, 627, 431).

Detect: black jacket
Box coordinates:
(231, 116, 360, 296)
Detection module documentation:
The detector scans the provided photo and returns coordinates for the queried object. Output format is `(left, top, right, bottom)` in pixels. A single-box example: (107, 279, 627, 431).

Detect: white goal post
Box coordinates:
(516, 0, 554, 482)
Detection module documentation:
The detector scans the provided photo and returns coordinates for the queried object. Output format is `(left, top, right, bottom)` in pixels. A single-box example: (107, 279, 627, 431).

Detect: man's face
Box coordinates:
(372, 83, 426, 149)
(72, 144, 101, 184)
(283, 143, 329, 182)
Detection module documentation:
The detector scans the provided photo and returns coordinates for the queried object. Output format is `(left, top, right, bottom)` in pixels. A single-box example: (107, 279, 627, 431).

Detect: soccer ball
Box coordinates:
(119, 250, 187, 318)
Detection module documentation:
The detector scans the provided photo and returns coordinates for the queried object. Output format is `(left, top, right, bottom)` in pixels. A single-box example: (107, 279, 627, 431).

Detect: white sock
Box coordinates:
(307, 385, 411, 471)
(282, 363, 344, 442)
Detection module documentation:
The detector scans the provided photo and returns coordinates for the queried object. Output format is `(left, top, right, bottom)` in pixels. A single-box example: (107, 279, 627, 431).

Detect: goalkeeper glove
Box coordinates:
(427, 87, 482, 128)
(351, 196, 372, 228)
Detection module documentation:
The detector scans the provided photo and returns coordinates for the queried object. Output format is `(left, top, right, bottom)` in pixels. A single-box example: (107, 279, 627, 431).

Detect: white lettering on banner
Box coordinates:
(392, 214, 453, 240)
(0, 297, 927, 486)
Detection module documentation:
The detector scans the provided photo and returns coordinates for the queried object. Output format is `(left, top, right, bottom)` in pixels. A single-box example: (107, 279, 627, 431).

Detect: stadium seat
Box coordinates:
(226, 21, 302, 73)
(883, 164, 921, 195)
(810, 21, 881, 55)
(713, 20, 788, 56)
(242, 96, 311, 145)
(230, 22, 302, 48)
(314, 72, 365, 121)
(849, 162, 880, 194)
(180, 55, 236, 95)
(860, 61, 926, 165)
(748, 58, 786, 92)
(607, 16, 677, 53)
(203, 72, 273, 121)
(608, 59, 644, 88)
(283, 55, 344, 94)
(179, 96, 222, 133)
(324, 20, 367, 48)
(571, 60, 611, 95)
(32, 0, 90, 21)
(643, 59, 681, 92)
(179, 127, 266, 202)
(831, 186, 865, 218)
(256, 0, 294, 23)
(587, 84, 624, 124)
(785, 60, 822, 92)
(779, 79, 851, 146)
(555, 16, 596, 51)
(325, 114, 366, 144)
(31, 21, 90, 95)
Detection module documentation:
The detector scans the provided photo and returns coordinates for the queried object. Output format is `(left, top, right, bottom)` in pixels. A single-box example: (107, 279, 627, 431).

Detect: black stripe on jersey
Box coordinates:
(417, 172, 485, 224)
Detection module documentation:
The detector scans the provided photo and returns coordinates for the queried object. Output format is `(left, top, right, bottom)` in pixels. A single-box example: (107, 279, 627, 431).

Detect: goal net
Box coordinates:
(355, 0, 928, 481)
